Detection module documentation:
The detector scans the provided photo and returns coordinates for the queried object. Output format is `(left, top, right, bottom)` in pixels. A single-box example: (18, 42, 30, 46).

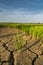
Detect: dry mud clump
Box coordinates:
(0, 28, 43, 65)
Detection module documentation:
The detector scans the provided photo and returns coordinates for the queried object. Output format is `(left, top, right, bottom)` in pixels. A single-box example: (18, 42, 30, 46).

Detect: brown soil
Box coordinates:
(0, 28, 43, 65)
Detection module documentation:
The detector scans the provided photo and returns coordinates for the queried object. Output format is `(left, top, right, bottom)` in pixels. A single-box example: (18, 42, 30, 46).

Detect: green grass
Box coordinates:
(0, 22, 43, 39)
(15, 24, 43, 39)
(14, 34, 26, 50)
(29, 26, 43, 39)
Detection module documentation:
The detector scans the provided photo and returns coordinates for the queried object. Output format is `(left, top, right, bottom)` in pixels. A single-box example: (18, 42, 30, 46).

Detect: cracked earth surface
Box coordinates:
(0, 28, 43, 65)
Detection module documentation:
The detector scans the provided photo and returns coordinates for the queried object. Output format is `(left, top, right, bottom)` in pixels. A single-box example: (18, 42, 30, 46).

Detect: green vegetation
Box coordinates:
(14, 34, 22, 50)
(29, 26, 43, 39)
(16, 24, 43, 39)
(0, 22, 43, 39)
(15, 42, 22, 50)
(14, 34, 26, 50)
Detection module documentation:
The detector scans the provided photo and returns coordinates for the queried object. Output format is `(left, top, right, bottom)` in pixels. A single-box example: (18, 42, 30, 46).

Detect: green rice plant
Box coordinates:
(14, 34, 26, 50)
(29, 26, 43, 39)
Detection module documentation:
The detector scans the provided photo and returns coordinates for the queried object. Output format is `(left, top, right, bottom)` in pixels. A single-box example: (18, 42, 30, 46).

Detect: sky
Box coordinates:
(0, 0, 43, 23)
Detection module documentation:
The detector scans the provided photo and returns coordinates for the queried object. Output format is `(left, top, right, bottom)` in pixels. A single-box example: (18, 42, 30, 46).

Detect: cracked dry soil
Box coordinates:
(0, 28, 43, 65)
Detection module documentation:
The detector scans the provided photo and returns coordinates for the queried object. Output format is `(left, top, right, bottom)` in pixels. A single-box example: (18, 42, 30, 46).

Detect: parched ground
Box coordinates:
(0, 28, 43, 65)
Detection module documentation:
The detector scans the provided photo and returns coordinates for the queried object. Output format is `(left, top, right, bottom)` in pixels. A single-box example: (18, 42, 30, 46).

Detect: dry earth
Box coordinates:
(0, 28, 43, 65)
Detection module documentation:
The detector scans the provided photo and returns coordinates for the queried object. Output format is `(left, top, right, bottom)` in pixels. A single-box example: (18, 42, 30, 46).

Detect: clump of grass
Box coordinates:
(15, 40, 22, 50)
(14, 34, 26, 50)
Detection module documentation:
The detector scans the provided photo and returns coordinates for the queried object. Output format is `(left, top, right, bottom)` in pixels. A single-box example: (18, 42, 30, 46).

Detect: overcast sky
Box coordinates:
(0, 0, 43, 23)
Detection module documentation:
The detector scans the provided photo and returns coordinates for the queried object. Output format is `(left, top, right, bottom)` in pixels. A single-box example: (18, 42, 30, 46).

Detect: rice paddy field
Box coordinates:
(0, 23, 43, 38)
(0, 23, 43, 65)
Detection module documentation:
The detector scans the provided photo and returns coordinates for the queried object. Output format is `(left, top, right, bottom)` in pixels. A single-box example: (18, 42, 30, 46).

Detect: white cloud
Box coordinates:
(0, 9, 43, 23)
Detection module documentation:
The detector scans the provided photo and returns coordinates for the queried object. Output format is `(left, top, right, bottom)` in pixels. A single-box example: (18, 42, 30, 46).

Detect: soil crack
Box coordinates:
(9, 51, 14, 65)
(28, 49, 38, 65)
